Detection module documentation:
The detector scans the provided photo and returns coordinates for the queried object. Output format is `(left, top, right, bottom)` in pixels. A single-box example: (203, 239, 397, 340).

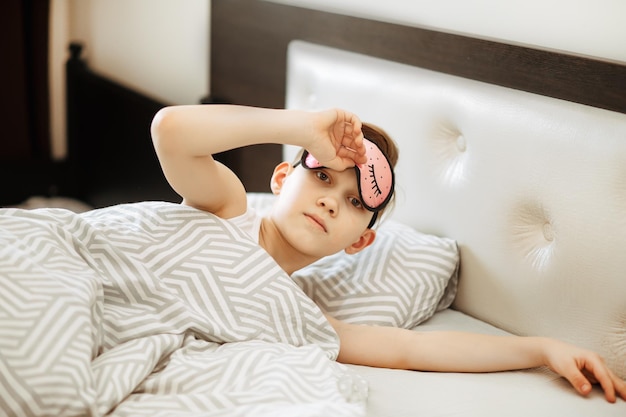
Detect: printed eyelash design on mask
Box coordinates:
(368, 164, 383, 197)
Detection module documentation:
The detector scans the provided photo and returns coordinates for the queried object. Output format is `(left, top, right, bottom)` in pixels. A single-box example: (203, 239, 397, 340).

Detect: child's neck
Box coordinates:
(259, 217, 316, 275)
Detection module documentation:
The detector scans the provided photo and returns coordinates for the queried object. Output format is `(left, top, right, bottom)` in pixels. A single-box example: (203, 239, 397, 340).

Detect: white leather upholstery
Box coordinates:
(285, 40, 626, 415)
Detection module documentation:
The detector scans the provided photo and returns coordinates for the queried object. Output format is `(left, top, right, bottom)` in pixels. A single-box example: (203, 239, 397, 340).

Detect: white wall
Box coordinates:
(266, 0, 626, 64)
(49, 0, 210, 160)
(69, 0, 210, 105)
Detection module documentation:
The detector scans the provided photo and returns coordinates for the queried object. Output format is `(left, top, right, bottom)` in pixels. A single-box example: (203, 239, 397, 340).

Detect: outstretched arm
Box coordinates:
(326, 315, 626, 403)
(151, 105, 366, 218)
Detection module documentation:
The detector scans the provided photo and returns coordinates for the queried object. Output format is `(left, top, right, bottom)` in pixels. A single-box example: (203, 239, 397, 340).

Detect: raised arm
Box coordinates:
(151, 105, 366, 217)
(327, 315, 626, 403)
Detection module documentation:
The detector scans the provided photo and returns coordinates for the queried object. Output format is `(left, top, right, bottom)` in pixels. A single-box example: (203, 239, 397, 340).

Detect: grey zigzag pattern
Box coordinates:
(293, 220, 459, 328)
(114, 340, 367, 416)
(0, 202, 362, 417)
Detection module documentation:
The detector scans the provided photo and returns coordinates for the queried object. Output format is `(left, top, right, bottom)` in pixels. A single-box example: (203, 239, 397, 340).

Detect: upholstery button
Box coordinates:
(431, 123, 467, 184)
(509, 202, 555, 271)
(456, 135, 466, 152)
(542, 222, 555, 242)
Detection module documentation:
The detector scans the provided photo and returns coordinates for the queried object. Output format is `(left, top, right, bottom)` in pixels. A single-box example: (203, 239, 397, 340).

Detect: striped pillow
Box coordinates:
(291, 220, 459, 329)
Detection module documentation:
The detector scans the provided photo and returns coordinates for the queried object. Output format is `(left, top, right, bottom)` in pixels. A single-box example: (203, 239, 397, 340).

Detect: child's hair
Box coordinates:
(292, 122, 399, 228)
(361, 122, 399, 169)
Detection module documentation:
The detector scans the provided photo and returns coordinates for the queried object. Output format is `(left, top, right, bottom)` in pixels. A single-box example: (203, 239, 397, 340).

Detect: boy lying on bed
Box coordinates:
(151, 104, 626, 403)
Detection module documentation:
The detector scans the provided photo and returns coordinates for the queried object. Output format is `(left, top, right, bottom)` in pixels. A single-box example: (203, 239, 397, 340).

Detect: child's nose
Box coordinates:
(318, 196, 337, 215)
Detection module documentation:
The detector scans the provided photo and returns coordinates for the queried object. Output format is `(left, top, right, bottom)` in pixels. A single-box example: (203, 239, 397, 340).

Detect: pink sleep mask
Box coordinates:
(300, 138, 395, 213)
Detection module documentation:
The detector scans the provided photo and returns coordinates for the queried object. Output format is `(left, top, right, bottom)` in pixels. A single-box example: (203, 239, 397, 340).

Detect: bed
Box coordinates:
(2, 1, 626, 416)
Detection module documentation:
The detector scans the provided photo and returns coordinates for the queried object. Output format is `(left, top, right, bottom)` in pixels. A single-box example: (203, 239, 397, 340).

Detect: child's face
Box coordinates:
(270, 163, 376, 259)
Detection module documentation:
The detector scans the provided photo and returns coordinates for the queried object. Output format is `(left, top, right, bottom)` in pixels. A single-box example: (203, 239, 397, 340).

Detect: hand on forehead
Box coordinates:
(320, 131, 367, 171)
(302, 138, 394, 212)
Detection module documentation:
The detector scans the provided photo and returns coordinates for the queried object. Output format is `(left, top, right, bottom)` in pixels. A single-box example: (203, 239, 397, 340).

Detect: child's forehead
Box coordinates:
(331, 167, 359, 185)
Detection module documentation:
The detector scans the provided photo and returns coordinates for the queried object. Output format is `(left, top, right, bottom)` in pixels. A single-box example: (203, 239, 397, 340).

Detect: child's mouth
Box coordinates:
(305, 213, 327, 232)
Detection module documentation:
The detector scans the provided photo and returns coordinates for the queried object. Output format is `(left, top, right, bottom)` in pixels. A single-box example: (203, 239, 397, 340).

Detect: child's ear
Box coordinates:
(270, 162, 293, 195)
(345, 228, 376, 255)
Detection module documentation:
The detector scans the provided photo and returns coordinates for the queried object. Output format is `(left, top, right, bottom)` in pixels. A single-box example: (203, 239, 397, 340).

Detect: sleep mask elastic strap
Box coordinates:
(300, 138, 395, 213)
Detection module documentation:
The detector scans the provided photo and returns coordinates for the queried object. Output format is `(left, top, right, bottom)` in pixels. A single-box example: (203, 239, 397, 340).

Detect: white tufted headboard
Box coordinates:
(285, 40, 626, 378)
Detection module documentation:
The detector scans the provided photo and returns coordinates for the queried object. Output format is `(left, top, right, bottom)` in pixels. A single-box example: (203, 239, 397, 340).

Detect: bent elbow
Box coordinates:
(151, 106, 179, 155)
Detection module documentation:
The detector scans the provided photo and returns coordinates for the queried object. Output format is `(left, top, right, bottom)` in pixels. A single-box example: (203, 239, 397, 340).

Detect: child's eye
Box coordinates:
(349, 197, 363, 209)
(315, 170, 330, 183)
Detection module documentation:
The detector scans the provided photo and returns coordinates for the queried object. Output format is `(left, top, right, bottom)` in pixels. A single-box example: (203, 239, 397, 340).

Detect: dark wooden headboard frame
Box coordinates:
(212, 0, 625, 112)
(211, 0, 626, 191)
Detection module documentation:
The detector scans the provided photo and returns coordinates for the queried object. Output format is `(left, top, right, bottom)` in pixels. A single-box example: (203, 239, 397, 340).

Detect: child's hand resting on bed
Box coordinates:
(541, 338, 626, 403)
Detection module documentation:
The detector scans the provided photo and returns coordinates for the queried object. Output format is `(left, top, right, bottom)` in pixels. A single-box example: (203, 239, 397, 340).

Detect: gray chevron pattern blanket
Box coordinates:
(0, 202, 367, 417)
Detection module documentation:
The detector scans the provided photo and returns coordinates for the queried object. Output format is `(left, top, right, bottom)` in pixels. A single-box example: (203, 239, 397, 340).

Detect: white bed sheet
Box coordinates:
(350, 309, 624, 417)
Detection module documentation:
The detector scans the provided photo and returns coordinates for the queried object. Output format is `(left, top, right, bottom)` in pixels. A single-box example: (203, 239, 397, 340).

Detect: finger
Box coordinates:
(581, 369, 598, 384)
(353, 131, 366, 158)
(342, 111, 362, 136)
(338, 138, 366, 165)
(323, 154, 356, 172)
(617, 380, 626, 401)
(612, 372, 626, 401)
(338, 111, 361, 133)
(584, 361, 617, 403)
(339, 148, 366, 166)
(561, 363, 594, 398)
(341, 125, 364, 150)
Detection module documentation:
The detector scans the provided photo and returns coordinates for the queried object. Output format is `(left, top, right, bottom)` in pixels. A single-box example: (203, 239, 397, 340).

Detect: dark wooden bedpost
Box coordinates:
(64, 43, 180, 207)
(0, 0, 53, 205)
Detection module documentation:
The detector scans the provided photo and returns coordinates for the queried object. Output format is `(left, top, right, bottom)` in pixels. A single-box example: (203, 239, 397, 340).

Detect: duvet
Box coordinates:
(0, 202, 367, 417)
